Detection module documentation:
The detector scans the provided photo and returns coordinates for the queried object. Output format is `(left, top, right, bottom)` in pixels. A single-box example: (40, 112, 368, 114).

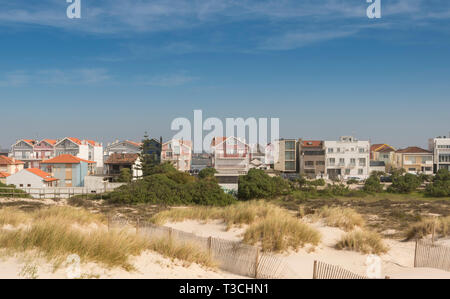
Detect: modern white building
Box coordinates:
(429, 136, 450, 172)
(324, 136, 370, 180)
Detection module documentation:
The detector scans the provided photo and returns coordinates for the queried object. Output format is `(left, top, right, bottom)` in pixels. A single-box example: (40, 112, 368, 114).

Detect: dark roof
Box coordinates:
(105, 153, 139, 165)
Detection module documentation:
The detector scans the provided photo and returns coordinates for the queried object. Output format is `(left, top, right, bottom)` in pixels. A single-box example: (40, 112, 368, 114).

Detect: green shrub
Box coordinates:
(388, 173, 421, 193)
(198, 168, 217, 179)
(363, 174, 383, 193)
(425, 169, 450, 197)
(238, 169, 291, 200)
(108, 169, 235, 206)
(0, 182, 30, 198)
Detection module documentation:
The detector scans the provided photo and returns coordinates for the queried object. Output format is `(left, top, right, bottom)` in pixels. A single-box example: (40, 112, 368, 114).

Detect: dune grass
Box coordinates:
(243, 214, 321, 252)
(405, 216, 450, 240)
(151, 200, 275, 230)
(335, 229, 388, 254)
(314, 206, 365, 231)
(0, 206, 216, 271)
(148, 238, 216, 268)
(151, 200, 321, 252)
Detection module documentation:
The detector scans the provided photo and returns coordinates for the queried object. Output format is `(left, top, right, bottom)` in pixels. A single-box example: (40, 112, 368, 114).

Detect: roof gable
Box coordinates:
(41, 154, 96, 164)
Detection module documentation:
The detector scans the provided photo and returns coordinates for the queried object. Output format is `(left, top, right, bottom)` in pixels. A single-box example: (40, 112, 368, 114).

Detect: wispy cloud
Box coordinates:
(137, 72, 199, 87)
(0, 0, 449, 50)
(0, 68, 111, 87)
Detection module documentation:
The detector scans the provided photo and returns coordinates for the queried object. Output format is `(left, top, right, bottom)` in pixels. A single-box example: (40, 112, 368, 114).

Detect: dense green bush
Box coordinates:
(238, 169, 291, 200)
(363, 174, 383, 193)
(426, 169, 450, 197)
(108, 164, 235, 206)
(198, 168, 217, 179)
(388, 173, 422, 193)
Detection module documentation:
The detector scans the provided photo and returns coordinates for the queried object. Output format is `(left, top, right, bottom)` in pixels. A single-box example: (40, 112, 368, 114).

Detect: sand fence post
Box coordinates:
(414, 239, 418, 267)
(313, 260, 318, 279)
(208, 236, 212, 256)
(254, 248, 260, 279)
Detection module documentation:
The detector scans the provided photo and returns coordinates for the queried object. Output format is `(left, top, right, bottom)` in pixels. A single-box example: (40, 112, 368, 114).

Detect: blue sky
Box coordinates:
(1, 0, 450, 149)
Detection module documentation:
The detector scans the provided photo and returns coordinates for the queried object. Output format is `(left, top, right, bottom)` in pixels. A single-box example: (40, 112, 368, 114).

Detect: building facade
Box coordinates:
(0, 156, 24, 175)
(273, 139, 300, 173)
(6, 168, 58, 188)
(40, 154, 96, 187)
(211, 136, 250, 175)
(104, 153, 142, 179)
(324, 136, 370, 180)
(394, 147, 434, 175)
(429, 137, 450, 172)
(300, 140, 325, 179)
(10, 139, 38, 168)
(54, 137, 103, 174)
(161, 140, 192, 172)
(370, 143, 396, 172)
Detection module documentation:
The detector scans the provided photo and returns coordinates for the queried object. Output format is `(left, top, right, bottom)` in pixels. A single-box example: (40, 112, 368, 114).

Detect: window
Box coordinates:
(285, 151, 295, 160)
(408, 168, 416, 171)
(285, 141, 295, 150)
(328, 158, 335, 166)
(350, 158, 356, 166)
(339, 158, 345, 165)
(358, 169, 364, 175)
(422, 156, 432, 163)
(305, 161, 314, 167)
(383, 154, 389, 159)
(328, 148, 334, 153)
(337, 148, 341, 153)
(20, 184, 23, 187)
(439, 154, 450, 163)
(359, 148, 365, 153)
(285, 161, 295, 171)
(359, 158, 366, 166)
(345, 169, 350, 175)
(27, 184, 31, 187)
(316, 161, 325, 166)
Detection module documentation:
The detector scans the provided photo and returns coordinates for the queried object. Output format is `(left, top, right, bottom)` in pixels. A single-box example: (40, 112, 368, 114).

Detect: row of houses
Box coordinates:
(2, 134, 450, 190)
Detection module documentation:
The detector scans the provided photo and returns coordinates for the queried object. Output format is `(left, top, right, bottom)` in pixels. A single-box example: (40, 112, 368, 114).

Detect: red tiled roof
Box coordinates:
(67, 137, 82, 145)
(302, 140, 323, 148)
(0, 172, 10, 178)
(126, 140, 142, 147)
(26, 168, 59, 182)
(23, 139, 36, 145)
(396, 146, 431, 154)
(105, 153, 139, 165)
(42, 139, 57, 145)
(0, 156, 24, 165)
(41, 154, 96, 164)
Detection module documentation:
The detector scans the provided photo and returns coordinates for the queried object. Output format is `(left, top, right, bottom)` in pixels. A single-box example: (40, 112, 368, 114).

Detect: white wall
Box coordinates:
(324, 137, 370, 179)
(6, 170, 45, 188)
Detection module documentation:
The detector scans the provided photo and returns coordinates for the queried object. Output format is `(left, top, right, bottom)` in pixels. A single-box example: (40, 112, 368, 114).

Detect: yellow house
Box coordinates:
(394, 147, 434, 175)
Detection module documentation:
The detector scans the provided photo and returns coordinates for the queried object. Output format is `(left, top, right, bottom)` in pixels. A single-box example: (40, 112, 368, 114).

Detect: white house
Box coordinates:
(6, 168, 58, 188)
(324, 136, 370, 180)
(429, 136, 450, 173)
(211, 136, 250, 175)
(161, 139, 192, 172)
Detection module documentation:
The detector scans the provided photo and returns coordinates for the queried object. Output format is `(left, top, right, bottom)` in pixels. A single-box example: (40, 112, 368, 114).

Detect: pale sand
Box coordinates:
(164, 219, 450, 279)
(0, 251, 245, 279)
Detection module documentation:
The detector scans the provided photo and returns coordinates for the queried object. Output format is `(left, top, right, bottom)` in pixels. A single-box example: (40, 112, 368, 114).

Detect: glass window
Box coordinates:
(285, 151, 295, 160)
(285, 161, 295, 171)
(328, 148, 334, 153)
(285, 141, 295, 150)
(358, 169, 363, 175)
(359, 158, 366, 166)
(328, 158, 335, 166)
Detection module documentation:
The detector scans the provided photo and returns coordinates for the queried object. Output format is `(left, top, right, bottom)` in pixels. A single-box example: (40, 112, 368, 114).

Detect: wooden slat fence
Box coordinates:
(109, 218, 295, 279)
(414, 239, 450, 272)
(313, 260, 368, 279)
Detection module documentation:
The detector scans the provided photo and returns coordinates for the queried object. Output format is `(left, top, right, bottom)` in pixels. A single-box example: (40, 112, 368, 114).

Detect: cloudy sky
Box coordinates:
(1, 0, 450, 148)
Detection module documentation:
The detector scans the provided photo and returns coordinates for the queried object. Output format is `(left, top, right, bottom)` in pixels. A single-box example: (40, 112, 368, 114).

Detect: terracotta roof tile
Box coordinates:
(105, 153, 139, 164)
(396, 146, 431, 154)
(41, 154, 96, 164)
(0, 156, 24, 165)
(26, 168, 59, 182)
(302, 140, 323, 148)
(0, 171, 10, 178)
(43, 139, 57, 145)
